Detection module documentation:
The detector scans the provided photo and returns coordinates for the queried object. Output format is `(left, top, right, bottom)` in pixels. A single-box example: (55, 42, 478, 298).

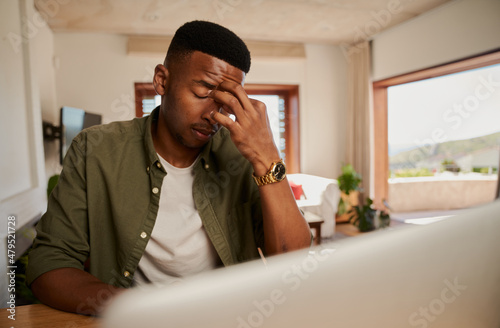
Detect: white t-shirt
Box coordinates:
(134, 155, 219, 286)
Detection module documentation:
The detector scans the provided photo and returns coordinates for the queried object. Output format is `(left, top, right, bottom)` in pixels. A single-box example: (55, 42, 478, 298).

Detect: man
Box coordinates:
(27, 20, 311, 315)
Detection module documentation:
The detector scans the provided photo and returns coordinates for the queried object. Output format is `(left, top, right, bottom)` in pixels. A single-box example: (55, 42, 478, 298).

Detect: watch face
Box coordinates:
(273, 163, 286, 181)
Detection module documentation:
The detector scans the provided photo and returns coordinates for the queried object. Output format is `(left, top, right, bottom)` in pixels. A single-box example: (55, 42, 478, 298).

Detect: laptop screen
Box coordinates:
(103, 200, 500, 328)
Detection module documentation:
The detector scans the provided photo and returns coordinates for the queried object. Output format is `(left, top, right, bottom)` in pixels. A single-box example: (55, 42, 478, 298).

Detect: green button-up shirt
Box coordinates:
(27, 108, 264, 288)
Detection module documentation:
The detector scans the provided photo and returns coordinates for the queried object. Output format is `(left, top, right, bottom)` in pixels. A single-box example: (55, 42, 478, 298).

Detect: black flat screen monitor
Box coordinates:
(59, 106, 102, 164)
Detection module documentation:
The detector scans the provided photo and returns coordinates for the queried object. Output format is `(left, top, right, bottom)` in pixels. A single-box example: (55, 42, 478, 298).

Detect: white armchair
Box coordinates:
(287, 173, 341, 239)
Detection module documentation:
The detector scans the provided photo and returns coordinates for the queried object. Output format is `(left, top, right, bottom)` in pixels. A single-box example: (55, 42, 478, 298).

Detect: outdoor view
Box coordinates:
(388, 63, 500, 179)
(387, 63, 500, 213)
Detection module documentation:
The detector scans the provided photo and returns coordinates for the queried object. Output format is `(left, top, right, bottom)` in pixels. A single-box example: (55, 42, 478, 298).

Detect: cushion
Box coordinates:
(289, 181, 304, 200)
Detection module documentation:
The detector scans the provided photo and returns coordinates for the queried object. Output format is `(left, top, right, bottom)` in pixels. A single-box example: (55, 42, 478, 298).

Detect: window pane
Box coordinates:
(249, 95, 286, 161)
(141, 95, 162, 117)
(141, 96, 155, 117)
(387, 63, 500, 211)
(388, 63, 500, 177)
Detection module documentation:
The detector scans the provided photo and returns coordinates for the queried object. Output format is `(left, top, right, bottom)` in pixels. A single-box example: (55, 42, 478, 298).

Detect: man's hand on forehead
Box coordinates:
(208, 81, 280, 175)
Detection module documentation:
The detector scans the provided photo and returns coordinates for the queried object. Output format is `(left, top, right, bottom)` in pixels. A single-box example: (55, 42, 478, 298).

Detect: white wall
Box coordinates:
(303, 44, 347, 178)
(33, 18, 60, 178)
(372, 0, 500, 80)
(0, 0, 47, 304)
(54, 33, 162, 123)
(389, 176, 497, 212)
(36, 22, 57, 123)
(52, 33, 348, 178)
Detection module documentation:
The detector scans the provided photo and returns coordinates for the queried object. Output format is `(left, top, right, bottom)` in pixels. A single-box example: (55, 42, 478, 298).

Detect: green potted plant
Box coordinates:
(348, 197, 375, 232)
(348, 198, 391, 232)
(336, 164, 362, 222)
(377, 200, 391, 229)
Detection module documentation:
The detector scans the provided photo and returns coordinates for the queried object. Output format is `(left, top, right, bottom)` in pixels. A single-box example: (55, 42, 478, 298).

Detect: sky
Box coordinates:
(388, 63, 500, 155)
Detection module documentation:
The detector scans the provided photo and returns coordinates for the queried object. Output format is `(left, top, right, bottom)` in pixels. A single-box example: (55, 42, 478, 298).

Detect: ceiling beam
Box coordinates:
(127, 36, 306, 59)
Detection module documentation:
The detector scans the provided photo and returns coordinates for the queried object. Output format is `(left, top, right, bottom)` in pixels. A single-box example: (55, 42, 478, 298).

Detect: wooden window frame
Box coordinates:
(135, 82, 157, 117)
(245, 84, 300, 173)
(373, 49, 500, 204)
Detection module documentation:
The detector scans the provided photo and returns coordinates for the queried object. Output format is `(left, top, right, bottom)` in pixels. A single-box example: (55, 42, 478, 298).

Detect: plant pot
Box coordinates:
(335, 190, 359, 223)
(357, 211, 376, 232)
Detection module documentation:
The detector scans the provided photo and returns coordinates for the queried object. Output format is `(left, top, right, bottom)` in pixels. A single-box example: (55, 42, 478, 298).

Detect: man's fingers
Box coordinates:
(219, 108, 231, 117)
(211, 110, 237, 131)
(209, 89, 246, 123)
(216, 81, 254, 111)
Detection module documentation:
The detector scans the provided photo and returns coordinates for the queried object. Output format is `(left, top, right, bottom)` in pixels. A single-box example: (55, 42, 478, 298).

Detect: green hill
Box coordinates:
(390, 131, 500, 169)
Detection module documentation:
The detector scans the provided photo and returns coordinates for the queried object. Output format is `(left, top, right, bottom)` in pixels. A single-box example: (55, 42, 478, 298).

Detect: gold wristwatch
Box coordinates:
(253, 159, 287, 186)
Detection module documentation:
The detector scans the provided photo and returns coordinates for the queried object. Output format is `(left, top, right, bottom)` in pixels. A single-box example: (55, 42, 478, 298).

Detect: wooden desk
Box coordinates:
(335, 219, 407, 237)
(0, 304, 100, 328)
(303, 211, 325, 245)
(308, 219, 324, 245)
(335, 222, 363, 236)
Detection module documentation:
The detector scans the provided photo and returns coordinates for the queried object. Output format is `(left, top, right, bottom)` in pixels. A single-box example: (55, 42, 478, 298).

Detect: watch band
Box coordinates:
(253, 173, 278, 186)
(253, 159, 286, 186)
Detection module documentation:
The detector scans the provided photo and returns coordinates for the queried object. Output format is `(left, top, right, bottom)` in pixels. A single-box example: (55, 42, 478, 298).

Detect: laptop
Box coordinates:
(102, 199, 500, 328)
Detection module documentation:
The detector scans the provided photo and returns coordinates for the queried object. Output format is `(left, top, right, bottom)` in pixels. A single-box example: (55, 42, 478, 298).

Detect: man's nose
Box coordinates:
(202, 99, 220, 125)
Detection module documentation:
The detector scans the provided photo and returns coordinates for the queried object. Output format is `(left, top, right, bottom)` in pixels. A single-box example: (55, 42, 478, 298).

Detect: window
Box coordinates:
(134, 82, 301, 173)
(373, 50, 500, 208)
(245, 84, 300, 173)
(387, 64, 500, 178)
(134, 83, 160, 117)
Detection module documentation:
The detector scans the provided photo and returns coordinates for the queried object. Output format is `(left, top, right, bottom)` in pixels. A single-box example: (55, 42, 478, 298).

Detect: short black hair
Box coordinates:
(165, 20, 251, 74)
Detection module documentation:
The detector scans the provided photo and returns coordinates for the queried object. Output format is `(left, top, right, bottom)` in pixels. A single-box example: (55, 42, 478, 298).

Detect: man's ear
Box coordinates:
(153, 64, 169, 96)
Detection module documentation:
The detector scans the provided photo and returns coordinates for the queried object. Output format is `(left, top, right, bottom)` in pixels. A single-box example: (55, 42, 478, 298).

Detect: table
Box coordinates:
(302, 211, 324, 245)
(308, 219, 324, 245)
(335, 222, 363, 236)
(0, 304, 100, 328)
(335, 219, 407, 237)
